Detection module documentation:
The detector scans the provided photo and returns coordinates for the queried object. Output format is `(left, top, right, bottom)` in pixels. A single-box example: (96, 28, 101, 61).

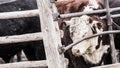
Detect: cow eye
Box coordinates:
(91, 24, 97, 34)
(97, 23, 102, 29)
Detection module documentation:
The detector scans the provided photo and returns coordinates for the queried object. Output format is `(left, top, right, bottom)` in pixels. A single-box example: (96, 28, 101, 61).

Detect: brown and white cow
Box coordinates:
(55, 0, 109, 67)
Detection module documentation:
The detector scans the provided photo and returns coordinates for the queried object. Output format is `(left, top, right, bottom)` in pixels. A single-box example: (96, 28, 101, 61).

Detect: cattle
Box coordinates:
(0, 0, 46, 63)
(0, 0, 118, 68)
(57, 0, 120, 68)
(55, 0, 110, 68)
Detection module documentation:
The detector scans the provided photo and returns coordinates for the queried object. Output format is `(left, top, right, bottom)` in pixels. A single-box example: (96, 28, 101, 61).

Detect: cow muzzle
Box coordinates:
(72, 40, 92, 56)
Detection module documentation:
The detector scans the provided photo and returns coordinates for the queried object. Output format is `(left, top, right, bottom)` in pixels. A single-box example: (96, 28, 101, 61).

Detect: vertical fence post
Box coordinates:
(36, 0, 67, 68)
(105, 0, 118, 63)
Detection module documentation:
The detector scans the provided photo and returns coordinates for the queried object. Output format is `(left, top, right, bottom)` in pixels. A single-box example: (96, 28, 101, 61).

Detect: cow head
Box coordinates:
(65, 15, 109, 64)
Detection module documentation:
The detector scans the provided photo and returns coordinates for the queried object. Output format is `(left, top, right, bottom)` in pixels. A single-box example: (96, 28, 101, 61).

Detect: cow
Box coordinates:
(55, 0, 120, 68)
(55, 0, 110, 68)
(0, 0, 46, 63)
(0, 0, 118, 68)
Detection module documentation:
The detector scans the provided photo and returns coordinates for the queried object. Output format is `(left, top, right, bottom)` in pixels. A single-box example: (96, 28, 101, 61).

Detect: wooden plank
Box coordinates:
(0, 32, 43, 44)
(91, 63, 120, 68)
(0, 60, 47, 68)
(36, 0, 67, 68)
(0, 9, 39, 19)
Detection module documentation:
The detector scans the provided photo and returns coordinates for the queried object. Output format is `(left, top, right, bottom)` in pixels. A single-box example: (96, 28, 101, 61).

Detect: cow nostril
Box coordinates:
(72, 49, 80, 56)
(76, 50, 80, 53)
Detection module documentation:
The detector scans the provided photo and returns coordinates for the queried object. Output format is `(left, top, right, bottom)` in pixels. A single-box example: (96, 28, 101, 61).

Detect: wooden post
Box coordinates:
(36, 0, 67, 68)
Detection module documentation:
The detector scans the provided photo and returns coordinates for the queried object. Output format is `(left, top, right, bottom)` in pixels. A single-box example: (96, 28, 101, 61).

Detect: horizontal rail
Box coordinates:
(0, 9, 39, 19)
(60, 30, 120, 53)
(60, 7, 120, 18)
(0, 60, 47, 68)
(0, 7, 119, 20)
(60, 9, 106, 18)
(0, 0, 16, 5)
(0, 32, 43, 44)
(91, 63, 120, 68)
(101, 14, 120, 19)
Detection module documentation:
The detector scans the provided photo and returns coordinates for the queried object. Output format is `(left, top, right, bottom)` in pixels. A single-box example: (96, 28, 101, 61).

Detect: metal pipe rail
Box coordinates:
(59, 30, 120, 54)
(0, 7, 120, 20)
(101, 14, 120, 19)
(60, 7, 120, 18)
(105, 0, 118, 63)
(101, 14, 120, 30)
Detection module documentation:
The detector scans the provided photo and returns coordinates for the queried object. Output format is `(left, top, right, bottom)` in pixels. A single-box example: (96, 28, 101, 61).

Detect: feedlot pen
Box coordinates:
(0, 0, 120, 68)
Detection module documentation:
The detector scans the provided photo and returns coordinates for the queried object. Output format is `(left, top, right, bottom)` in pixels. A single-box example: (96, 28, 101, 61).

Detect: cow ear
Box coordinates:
(97, 0, 104, 9)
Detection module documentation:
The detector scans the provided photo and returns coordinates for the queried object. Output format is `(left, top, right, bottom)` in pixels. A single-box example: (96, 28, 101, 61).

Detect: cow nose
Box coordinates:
(72, 49, 80, 56)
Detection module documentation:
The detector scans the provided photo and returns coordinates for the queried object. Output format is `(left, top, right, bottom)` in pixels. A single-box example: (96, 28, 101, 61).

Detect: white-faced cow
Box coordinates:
(58, 0, 120, 68)
(55, 0, 110, 68)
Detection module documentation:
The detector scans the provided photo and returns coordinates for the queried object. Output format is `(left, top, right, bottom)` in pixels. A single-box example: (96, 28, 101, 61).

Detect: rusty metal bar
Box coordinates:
(60, 7, 120, 18)
(59, 30, 120, 54)
(105, 0, 118, 63)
